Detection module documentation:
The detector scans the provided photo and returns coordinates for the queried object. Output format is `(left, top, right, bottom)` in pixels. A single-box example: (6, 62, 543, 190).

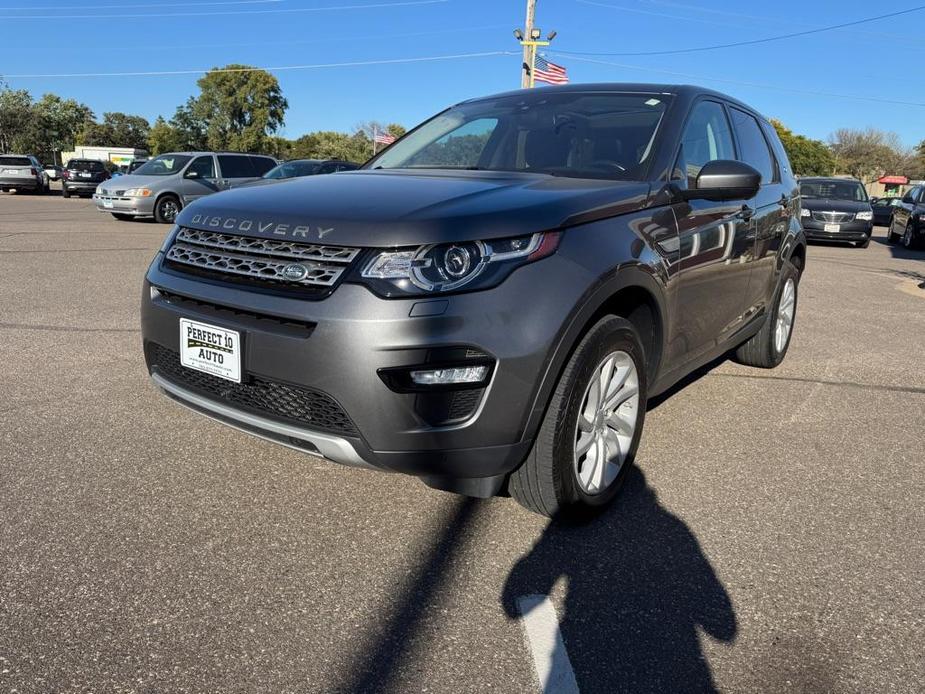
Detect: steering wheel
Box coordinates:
(588, 160, 627, 174)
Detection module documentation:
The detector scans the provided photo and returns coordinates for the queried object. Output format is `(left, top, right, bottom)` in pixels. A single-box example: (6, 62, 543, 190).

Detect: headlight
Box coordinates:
(800, 208, 810, 218)
(856, 211, 873, 221)
(361, 231, 561, 296)
(124, 187, 153, 197)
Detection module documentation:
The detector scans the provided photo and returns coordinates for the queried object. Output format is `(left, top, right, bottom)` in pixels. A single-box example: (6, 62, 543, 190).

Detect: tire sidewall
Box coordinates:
(554, 319, 648, 509)
(770, 263, 799, 364)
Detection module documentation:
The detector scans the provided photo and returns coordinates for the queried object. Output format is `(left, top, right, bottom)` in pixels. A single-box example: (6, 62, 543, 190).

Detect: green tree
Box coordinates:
(770, 119, 835, 177)
(0, 83, 35, 153)
(289, 130, 369, 162)
(907, 140, 925, 181)
(829, 127, 910, 184)
(79, 111, 151, 149)
(191, 65, 287, 152)
(33, 93, 94, 159)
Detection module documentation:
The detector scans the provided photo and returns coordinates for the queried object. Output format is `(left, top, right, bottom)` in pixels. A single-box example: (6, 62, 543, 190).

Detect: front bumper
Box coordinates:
(141, 249, 590, 492)
(802, 218, 872, 242)
(94, 193, 155, 216)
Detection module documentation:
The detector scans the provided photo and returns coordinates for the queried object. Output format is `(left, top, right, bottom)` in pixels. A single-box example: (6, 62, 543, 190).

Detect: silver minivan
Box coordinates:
(94, 151, 277, 223)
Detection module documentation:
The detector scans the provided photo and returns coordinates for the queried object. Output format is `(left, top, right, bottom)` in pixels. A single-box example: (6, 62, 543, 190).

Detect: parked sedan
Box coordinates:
(263, 159, 359, 181)
(799, 177, 873, 248)
(888, 184, 925, 248)
(0, 154, 49, 194)
(870, 196, 901, 227)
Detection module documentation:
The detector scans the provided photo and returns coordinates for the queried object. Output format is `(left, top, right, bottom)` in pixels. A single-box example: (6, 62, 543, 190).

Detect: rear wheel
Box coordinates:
(509, 316, 647, 517)
(62, 187, 70, 198)
(734, 257, 800, 368)
(154, 195, 181, 224)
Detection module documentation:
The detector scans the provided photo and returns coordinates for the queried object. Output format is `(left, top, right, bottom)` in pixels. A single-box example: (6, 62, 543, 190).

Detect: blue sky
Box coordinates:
(2, 0, 923, 146)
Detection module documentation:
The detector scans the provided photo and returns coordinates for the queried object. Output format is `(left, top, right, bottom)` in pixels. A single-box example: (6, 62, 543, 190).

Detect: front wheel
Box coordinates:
(154, 195, 181, 224)
(902, 223, 919, 249)
(509, 316, 647, 517)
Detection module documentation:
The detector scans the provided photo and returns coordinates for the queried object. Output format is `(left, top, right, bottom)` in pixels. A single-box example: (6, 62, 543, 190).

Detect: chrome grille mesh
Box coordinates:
(165, 228, 360, 288)
(812, 211, 854, 223)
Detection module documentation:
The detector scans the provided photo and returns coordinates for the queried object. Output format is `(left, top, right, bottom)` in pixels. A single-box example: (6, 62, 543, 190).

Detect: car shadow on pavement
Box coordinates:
(502, 466, 737, 693)
(872, 235, 925, 262)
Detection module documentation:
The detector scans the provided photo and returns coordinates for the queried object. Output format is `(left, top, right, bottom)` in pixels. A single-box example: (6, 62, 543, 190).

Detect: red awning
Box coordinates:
(878, 175, 909, 185)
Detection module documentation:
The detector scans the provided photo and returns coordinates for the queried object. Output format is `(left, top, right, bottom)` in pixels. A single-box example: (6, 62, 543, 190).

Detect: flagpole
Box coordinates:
(372, 125, 378, 156)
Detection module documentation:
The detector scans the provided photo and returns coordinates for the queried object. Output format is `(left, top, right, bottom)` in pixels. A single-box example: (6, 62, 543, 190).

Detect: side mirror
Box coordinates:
(185, 170, 199, 179)
(681, 159, 761, 202)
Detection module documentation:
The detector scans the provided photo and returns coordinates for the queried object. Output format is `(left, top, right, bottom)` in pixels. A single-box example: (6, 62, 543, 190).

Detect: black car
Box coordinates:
(141, 84, 806, 516)
(887, 185, 925, 248)
(263, 159, 360, 181)
(870, 196, 901, 227)
(799, 177, 874, 248)
(62, 158, 110, 198)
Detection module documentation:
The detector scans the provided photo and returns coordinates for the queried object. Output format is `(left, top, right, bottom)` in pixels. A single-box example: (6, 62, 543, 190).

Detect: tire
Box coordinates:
(154, 195, 181, 224)
(734, 257, 800, 368)
(62, 187, 70, 198)
(858, 237, 870, 249)
(509, 315, 647, 517)
(111, 213, 134, 221)
(902, 223, 918, 249)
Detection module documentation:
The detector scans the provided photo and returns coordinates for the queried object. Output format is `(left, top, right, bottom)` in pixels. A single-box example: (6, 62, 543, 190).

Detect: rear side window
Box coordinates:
(675, 101, 735, 186)
(730, 108, 775, 184)
(68, 160, 105, 172)
(186, 156, 215, 179)
(218, 155, 256, 178)
(0, 156, 33, 167)
(249, 156, 276, 176)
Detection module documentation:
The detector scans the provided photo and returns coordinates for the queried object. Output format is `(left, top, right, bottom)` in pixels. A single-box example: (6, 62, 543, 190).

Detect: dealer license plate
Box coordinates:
(824, 223, 840, 233)
(179, 318, 241, 383)
(102, 199, 113, 208)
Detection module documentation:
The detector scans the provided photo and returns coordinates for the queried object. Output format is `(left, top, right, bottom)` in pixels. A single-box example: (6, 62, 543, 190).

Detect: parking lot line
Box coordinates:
(516, 594, 580, 694)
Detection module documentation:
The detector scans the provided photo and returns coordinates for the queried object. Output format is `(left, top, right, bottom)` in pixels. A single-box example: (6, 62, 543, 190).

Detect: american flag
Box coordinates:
(534, 54, 569, 85)
(374, 131, 397, 145)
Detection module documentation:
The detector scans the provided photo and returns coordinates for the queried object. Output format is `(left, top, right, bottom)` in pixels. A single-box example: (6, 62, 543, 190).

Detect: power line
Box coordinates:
(0, 0, 447, 19)
(550, 53, 925, 108)
(557, 3, 925, 56)
(3, 50, 515, 79)
(0, 0, 280, 9)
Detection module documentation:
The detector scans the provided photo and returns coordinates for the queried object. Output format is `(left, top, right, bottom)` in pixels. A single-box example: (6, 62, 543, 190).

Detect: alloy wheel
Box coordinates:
(160, 199, 179, 223)
(573, 350, 640, 495)
(775, 277, 796, 354)
(904, 226, 914, 248)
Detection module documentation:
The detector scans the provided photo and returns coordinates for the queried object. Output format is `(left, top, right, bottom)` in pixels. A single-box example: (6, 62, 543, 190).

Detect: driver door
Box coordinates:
(179, 155, 219, 204)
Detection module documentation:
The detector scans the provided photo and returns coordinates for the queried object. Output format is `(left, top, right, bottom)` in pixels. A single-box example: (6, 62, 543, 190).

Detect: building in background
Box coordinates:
(61, 145, 148, 170)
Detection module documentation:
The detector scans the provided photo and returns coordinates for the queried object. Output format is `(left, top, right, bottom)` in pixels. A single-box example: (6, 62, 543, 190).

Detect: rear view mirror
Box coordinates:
(682, 159, 761, 202)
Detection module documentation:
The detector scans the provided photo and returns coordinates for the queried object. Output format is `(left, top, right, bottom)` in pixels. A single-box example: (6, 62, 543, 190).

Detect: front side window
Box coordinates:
(730, 107, 775, 184)
(675, 101, 735, 186)
(249, 156, 277, 176)
(369, 91, 672, 181)
(185, 156, 215, 179)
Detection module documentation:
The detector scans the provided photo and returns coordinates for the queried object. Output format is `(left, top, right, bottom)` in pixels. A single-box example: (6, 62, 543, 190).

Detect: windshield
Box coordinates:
(133, 154, 192, 176)
(800, 180, 868, 202)
(368, 91, 672, 181)
(264, 160, 320, 179)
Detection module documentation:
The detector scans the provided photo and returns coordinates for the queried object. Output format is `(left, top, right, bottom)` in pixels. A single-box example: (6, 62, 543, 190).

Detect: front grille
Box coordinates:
(148, 343, 357, 435)
(812, 211, 854, 223)
(164, 228, 361, 292)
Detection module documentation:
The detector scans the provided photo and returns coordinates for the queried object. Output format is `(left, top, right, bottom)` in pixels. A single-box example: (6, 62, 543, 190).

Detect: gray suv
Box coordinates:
(142, 84, 806, 516)
(95, 152, 277, 223)
(0, 154, 49, 194)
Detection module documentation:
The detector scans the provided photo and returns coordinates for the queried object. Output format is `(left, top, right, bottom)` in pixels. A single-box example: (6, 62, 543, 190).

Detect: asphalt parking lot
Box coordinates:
(1, 188, 923, 694)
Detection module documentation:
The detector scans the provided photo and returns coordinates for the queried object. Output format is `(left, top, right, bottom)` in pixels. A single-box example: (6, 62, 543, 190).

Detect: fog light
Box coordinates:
(410, 365, 488, 386)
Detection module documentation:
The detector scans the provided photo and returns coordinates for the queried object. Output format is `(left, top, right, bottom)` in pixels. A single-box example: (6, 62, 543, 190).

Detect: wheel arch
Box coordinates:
(520, 264, 668, 445)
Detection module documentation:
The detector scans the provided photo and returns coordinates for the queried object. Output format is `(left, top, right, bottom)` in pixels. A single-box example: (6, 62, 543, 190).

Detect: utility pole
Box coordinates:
(521, 0, 536, 88)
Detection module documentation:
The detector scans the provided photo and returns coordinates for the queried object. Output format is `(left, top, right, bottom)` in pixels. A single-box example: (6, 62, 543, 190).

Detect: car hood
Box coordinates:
(801, 198, 871, 213)
(98, 174, 169, 193)
(176, 169, 652, 246)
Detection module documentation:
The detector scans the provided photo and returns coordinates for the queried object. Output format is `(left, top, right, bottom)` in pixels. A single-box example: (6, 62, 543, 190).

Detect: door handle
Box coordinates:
(737, 205, 755, 221)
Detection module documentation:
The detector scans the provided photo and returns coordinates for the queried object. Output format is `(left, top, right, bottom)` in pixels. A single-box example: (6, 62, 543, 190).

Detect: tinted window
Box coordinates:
(370, 91, 672, 181)
(800, 180, 868, 202)
(675, 101, 735, 186)
(218, 155, 256, 178)
(730, 107, 775, 184)
(67, 160, 105, 172)
(0, 156, 32, 166)
(186, 155, 215, 179)
(249, 156, 276, 176)
(134, 155, 192, 176)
